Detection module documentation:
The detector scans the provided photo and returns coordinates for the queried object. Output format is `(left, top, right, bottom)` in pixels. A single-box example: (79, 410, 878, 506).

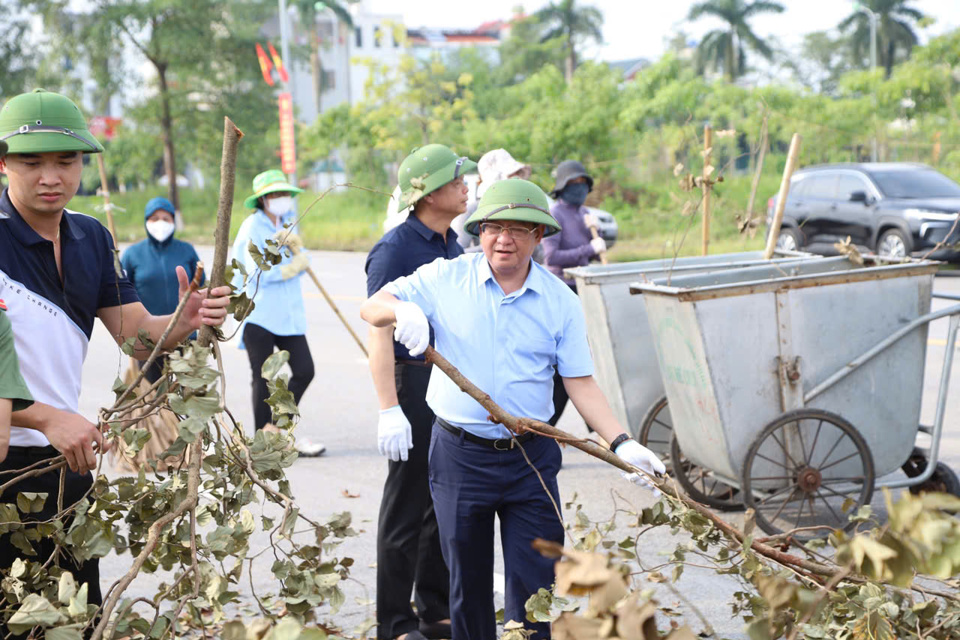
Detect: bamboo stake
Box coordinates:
(293, 246, 368, 358)
(701, 125, 713, 256)
(96, 154, 119, 245)
(745, 114, 769, 224)
(763, 133, 803, 260)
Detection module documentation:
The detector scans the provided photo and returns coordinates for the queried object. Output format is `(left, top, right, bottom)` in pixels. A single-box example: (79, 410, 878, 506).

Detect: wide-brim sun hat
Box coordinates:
(463, 178, 561, 237)
(397, 144, 477, 212)
(550, 159, 593, 198)
(477, 148, 529, 183)
(0, 89, 104, 154)
(244, 169, 304, 209)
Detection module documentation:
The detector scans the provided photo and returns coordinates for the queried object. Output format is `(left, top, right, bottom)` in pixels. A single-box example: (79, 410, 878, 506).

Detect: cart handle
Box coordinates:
(805, 301, 960, 404)
(933, 292, 960, 301)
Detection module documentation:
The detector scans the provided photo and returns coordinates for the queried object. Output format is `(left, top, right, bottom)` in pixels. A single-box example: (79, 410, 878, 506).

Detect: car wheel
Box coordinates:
(876, 228, 912, 260)
(776, 227, 803, 252)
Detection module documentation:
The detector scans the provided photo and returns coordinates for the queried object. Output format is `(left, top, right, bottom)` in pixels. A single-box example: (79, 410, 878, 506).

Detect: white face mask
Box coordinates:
(146, 219, 175, 243)
(266, 196, 294, 216)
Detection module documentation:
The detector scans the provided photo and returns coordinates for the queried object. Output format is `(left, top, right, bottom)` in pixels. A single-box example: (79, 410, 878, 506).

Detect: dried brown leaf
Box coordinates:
(341, 489, 360, 499)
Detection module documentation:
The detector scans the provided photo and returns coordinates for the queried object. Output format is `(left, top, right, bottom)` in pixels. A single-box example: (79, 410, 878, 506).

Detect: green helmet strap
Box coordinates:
(1, 124, 101, 152)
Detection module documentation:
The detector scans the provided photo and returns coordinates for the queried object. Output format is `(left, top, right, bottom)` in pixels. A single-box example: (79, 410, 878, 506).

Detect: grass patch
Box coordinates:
(69, 170, 776, 261)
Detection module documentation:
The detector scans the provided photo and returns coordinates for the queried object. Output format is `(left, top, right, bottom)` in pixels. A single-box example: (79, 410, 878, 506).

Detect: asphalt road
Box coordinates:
(78, 248, 960, 638)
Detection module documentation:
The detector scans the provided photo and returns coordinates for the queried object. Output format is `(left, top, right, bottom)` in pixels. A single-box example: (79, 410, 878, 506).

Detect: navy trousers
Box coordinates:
(428, 424, 564, 640)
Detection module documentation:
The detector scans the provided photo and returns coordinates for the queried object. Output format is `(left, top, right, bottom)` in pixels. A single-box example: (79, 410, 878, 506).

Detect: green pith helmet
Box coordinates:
(397, 144, 477, 211)
(464, 179, 561, 237)
(0, 89, 104, 154)
(243, 169, 304, 209)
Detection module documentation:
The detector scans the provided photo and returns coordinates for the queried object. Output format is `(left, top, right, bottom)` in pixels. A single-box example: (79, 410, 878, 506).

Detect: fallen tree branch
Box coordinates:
(423, 345, 836, 578)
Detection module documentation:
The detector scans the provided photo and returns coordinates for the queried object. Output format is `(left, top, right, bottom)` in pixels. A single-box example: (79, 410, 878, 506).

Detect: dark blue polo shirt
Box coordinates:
(365, 214, 464, 361)
(0, 187, 139, 447)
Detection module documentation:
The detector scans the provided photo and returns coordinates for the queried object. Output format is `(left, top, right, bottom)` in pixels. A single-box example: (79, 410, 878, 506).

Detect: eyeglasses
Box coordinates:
(479, 222, 539, 239)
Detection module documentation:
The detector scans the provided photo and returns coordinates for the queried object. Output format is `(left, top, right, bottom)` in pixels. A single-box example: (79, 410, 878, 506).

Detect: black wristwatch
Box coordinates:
(610, 433, 633, 452)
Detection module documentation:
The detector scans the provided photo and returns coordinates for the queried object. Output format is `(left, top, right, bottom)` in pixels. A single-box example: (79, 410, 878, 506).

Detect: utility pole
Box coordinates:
(278, 0, 298, 187)
(855, 2, 879, 162)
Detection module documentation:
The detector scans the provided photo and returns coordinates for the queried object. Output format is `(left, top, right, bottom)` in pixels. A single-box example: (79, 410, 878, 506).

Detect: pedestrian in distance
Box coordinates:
(365, 143, 476, 640)
(360, 178, 666, 640)
(0, 88, 232, 615)
(542, 160, 606, 427)
(231, 169, 325, 457)
(450, 148, 531, 253)
(113, 196, 203, 472)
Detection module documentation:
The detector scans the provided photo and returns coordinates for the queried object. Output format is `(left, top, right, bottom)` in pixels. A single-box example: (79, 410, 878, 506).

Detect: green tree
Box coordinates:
(533, 0, 604, 83)
(687, 0, 785, 81)
(293, 0, 353, 115)
(498, 10, 567, 84)
(784, 30, 858, 95)
(0, 2, 37, 98)
(30, 0, 278, 209)
(838, 0, 926, 78)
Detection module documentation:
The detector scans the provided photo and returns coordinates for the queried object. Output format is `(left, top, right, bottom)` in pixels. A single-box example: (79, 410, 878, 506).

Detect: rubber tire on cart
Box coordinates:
(776, 227, 804, 252)
(741, 408, 875, 538)
(902, 452, 960, 496)
(876, 227, 913, 261)
(638, 395, 673, 465)
(669, 435, 743, 511)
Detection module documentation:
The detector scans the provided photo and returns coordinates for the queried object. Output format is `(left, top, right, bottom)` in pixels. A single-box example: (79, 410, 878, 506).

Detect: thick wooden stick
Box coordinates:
(293, 247, 368, 358)
(423, 344, 837, 577)
(701, 125, 713, 256)
(199, 117, 243, 348)
(763, 133, 803, 260)
(587, 224, 608, 265)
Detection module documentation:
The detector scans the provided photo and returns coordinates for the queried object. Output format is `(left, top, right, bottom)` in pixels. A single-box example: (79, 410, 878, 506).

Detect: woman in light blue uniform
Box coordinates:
(231, 170, 324, 456)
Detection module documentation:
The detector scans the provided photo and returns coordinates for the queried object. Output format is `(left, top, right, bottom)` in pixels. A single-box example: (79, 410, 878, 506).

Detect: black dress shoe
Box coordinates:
(419, 621, 452, 640)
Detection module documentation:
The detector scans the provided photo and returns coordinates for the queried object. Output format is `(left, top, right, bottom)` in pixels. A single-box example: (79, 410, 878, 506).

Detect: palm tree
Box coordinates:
(838, 0, 924, 78)
(534, 0, 604, 83)
(687, 0, 785, 81)
(293, 0, 354, 114)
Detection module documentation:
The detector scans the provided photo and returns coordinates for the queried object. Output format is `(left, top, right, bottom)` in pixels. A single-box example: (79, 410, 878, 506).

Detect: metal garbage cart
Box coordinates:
(632, 256, 960, 536)
(565, 251, 818, 509)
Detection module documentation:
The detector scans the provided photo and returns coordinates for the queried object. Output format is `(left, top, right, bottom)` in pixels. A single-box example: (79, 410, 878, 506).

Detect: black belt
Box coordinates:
(436, 417, 535, 450)
(7, 445, 58, 458)
(397, 359, 431, 368)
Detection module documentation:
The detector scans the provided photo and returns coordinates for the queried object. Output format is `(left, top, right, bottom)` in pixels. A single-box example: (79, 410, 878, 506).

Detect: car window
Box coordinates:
(803, 174, 839, 199)
(835, 174, 870, 200)
(867, 169, 960, 199)
(790, 177, 810, 198)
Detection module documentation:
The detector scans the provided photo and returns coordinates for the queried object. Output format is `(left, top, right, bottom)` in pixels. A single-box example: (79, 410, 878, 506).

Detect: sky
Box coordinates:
(364, 0, 959, 63)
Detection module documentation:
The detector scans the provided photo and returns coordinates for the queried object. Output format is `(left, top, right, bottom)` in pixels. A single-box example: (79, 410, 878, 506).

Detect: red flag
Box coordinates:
(278, 92, 296, 174)
(268, 43, 289, 83)
(256, 43, 275, 86)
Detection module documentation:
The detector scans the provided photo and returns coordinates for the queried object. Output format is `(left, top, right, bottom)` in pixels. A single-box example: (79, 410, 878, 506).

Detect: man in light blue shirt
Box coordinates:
(361, 180, 665, 640)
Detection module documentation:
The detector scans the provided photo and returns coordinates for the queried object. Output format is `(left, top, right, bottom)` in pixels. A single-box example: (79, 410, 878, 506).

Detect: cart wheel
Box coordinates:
(742, 409, 875, 538)
(638, 395, 673, 466)
(905, 457, 960, 497)
(669, 434, 743, 511)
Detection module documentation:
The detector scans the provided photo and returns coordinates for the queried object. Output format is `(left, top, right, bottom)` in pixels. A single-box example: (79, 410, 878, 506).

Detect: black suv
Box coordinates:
(767, 163, 960, 261)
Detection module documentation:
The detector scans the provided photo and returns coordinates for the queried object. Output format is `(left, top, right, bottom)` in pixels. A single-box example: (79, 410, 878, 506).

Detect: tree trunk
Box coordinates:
(725, 35, 735, 81)
(565, 33, 575, 83)
(157, 63, 180, 212)
(311, 35, 323, 114)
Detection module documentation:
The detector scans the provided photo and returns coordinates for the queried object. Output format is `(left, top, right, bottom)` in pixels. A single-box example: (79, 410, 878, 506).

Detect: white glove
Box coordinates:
(615, 439, 666, 497)
(378, 405, 413, 462)
(394, 301, 430, 356)
(583, 213, 599, 229)
(590, 237, 607, 256)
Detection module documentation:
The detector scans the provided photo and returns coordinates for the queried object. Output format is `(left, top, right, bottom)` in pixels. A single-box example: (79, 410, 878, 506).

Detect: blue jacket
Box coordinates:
(121, 222, 201, 316)
(230, 209, 308, 346)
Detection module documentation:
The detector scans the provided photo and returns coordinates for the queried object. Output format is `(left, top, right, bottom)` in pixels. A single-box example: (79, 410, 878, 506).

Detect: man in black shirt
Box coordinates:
(365, 144, 476, 640)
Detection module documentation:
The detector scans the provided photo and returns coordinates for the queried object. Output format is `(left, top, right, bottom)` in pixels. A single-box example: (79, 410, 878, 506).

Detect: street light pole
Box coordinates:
(278, 0, 299, 186)
(856, 2, 880, 162)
